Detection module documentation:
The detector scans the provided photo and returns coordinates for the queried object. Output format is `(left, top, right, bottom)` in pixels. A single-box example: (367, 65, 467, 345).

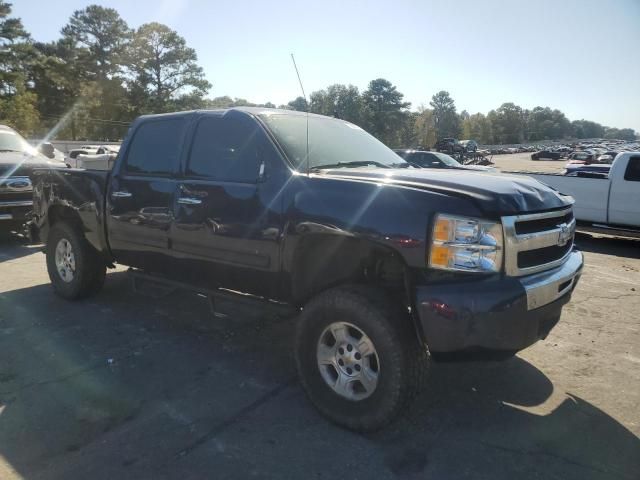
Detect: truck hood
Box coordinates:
(0, 151, 61, 177)
(316, 168, 572, 216)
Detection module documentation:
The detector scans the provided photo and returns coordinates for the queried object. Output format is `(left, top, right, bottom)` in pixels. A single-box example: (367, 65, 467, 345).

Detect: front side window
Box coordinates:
(187, 115, 262, 183)
(125, 118, 187, 175)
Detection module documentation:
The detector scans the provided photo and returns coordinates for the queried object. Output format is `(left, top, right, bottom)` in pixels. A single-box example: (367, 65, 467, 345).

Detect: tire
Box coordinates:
(295, 285, 429, 432)
(46, 221, 106, 300)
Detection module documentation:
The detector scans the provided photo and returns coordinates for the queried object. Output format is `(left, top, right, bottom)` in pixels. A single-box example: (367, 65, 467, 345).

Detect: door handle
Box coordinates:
(177, 197, 202, 205)
(111, 191, 132, 198)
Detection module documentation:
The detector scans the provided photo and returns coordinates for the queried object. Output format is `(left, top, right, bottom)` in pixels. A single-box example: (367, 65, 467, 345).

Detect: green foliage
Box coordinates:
(0, 75, 39, 134)
(413, 107, 437, 148)
(310, 84, 363, 124)
(286, 96, 308, 111)
(488, 103, 526, 144)
(430, 91, 461, 140)
(527, 107, 571, 140)
(61, 5, 131, 81)
(604, 127, 636, 141)
(127, 22, 211, 114)
(0, 1, 30, 95)
(362, 78, 410, 147)
(462, 113, 492, 144)
(571, 119, 605, 139)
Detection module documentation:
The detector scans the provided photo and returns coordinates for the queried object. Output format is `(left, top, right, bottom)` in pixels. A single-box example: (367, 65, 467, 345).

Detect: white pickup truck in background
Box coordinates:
(525, 152, 640, 238)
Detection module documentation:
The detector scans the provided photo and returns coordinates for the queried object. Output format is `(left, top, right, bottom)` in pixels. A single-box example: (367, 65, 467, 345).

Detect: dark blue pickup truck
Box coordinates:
(30, 108, 583, 431)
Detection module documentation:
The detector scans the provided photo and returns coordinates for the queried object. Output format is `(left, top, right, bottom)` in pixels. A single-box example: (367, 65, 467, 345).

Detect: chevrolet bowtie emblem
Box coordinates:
(557, 223, 572, 247)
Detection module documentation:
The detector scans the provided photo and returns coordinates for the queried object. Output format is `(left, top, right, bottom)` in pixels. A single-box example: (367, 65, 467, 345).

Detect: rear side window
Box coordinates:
(624, 157, 640, 181)
(125, 118, 187, 175)
(187, 115, 262, 183)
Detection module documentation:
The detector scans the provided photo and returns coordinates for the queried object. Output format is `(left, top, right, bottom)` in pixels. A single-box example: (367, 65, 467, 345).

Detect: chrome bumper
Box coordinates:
(520, 250, 583, 310)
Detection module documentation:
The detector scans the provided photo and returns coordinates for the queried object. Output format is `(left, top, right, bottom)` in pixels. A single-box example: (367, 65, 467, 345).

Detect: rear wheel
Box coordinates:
(46, 221, 106, 300)
(295, 286, 429, 432)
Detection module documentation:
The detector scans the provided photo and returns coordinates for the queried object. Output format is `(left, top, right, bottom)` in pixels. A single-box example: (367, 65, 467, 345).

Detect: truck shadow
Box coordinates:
(0, 271, 638, 479)
(575, 232, 640, 259)
(0, 232, 41, 263)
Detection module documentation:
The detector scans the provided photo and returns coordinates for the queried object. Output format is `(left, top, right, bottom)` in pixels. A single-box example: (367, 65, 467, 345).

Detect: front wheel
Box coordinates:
(46, 221, 106, 300)
(295, 286, 429, 432)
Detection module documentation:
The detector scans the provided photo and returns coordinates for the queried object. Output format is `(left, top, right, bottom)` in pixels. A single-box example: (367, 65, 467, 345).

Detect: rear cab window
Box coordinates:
(124, 117, 188, 175)
(623, 156, 640, 181)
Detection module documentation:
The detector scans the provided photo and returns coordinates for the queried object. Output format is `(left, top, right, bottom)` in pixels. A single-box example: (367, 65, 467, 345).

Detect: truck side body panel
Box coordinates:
(31, 168, 111, 258)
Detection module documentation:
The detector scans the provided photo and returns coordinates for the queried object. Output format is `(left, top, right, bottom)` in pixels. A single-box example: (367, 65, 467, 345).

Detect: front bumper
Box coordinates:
(0, 200, 33, 221)
(415, 250, 583, 353)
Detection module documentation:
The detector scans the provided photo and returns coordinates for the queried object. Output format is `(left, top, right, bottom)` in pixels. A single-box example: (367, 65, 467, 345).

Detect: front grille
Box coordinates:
(515, 210, 574, 235)
(0, 191, 32, 202)
(502, 207, 575, 276)
(518, 242, 572, 269)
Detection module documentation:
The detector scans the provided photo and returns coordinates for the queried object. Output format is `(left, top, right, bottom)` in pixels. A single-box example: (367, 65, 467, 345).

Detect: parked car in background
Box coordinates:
(67, 145, 100, 160)
(434, 137, 463, 154)
(68, 145, 121, 168)
(567, 152, 597, 163)
(596, 154, 615, 163)
(459, 140, 478, 152)
(564, 163, 611, 176)
(0, 125, 62, 233)
(394, 149, 495, 172)
(30, 107, 583, 431)
(531, 150, 563, 160)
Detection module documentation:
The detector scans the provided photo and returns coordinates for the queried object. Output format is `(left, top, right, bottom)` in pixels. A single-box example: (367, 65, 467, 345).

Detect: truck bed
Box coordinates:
(524, 173, 610, 223)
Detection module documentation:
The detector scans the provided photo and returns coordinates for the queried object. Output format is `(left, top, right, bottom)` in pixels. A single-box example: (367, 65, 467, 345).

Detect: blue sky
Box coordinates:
(13, 0, 640, 131)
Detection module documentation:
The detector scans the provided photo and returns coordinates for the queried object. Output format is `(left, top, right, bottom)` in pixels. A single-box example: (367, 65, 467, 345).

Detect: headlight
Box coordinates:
(428, 214, 503, 273)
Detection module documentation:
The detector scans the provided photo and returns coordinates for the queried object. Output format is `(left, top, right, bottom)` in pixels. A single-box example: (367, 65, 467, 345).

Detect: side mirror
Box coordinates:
(39, 142, 55, 159)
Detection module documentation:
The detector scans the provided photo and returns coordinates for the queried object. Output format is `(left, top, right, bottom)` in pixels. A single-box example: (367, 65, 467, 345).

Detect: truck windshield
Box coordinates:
(0, 129, 37, 154)
(258, 112, 408, 171)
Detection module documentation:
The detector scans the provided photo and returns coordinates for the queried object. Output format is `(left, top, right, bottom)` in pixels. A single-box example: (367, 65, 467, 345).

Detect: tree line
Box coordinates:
(0, 2, 637, 145)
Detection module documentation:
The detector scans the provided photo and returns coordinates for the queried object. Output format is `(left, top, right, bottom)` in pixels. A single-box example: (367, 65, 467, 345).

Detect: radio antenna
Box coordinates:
(290, 53, 310, 176)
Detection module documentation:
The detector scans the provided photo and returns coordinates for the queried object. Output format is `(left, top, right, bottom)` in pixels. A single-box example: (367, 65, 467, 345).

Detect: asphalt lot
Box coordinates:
(0, 231, 639, 480)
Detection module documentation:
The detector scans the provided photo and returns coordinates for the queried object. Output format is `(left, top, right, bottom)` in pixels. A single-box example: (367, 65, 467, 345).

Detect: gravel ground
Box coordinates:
(489, 152, 569, 174)
(0, 232, 638, 480)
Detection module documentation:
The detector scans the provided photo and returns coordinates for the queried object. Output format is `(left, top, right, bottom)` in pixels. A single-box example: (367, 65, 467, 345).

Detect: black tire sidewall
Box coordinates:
(295, 288, 412, 430)
(46, 222, 100, 299)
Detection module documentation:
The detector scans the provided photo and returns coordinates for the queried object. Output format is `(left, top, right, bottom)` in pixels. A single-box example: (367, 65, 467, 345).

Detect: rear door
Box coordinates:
(608, 155, 640, 227)
(106, 115, 189, 271)
(170, 111, 283, 297)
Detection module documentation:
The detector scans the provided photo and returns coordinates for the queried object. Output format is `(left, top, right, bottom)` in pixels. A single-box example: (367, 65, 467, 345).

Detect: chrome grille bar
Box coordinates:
(502, 207, 575, 276)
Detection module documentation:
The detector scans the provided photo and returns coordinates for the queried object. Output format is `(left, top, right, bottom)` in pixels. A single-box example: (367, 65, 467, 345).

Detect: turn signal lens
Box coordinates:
(433, 218, 451, 242)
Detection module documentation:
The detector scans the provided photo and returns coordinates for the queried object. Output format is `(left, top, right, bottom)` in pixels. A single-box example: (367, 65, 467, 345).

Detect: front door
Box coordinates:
(170, 111, 284, 297)
(107, 116, 189, 271)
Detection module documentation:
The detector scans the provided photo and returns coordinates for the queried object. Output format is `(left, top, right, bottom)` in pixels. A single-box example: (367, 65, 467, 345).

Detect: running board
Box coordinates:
(128, 268, 297, 318)
(578, 223, 640, 240)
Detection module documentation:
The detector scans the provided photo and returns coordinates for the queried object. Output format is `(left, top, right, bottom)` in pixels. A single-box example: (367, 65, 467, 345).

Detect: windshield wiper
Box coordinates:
(0, 149, 23, 153)
(309, 160, 392, 171)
